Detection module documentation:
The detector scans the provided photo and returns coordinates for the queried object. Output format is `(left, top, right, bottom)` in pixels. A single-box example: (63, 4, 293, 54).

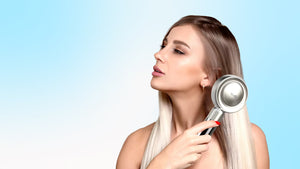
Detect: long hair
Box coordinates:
(140, 15, 256, 169)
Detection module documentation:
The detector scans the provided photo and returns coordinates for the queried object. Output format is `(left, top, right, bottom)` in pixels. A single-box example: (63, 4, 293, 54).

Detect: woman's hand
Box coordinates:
(147, 121, 220, 169)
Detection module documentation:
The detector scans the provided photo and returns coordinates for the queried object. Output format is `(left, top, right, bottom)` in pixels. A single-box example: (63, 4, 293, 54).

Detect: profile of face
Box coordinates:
(151, 24, 210, 93)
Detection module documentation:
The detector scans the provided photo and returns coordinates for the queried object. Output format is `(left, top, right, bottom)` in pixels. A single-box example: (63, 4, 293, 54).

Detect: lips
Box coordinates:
(152, 65, 165, 77)
(153, 65, 164, 73)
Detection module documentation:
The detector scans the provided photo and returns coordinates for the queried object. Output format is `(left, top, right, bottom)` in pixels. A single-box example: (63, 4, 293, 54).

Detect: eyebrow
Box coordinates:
(174, 40, 190, 49)
(163, 38, 191, 49)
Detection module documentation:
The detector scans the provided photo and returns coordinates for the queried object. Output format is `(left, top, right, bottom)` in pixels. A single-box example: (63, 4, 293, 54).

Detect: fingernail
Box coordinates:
(215, 121, 221, 125)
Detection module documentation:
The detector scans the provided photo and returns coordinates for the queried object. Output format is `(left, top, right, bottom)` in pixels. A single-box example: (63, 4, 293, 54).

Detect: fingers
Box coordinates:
(188, 120, 220, 135)
(190, 134, 211, 145)
(189, 144, 209, 154)
(183, 153, 202, 165)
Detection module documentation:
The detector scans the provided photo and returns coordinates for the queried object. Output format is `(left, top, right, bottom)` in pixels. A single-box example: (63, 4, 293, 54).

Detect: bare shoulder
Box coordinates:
(116, 122, 155, 169)
(251, 123, 270, 169)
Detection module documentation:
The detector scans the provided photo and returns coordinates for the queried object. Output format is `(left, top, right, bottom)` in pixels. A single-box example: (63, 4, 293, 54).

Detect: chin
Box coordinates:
(150, 78, 165, 91)
(150, 79, 159, 90)
(150, 79, 173, 93)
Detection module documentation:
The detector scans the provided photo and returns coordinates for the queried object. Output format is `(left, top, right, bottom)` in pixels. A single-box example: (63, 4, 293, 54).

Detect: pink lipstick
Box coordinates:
(152, 65, 165, 77)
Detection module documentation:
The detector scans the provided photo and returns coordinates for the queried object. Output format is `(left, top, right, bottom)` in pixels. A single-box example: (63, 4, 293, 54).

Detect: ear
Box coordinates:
(200, 74, 210, 88)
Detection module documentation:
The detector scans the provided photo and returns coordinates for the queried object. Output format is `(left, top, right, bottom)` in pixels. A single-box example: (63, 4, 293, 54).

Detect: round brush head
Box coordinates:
(211, 75, 248, 113)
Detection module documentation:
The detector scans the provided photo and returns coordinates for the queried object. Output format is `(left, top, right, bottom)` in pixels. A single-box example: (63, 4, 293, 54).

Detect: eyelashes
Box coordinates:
(160, 45, 185, 55)
(174, 49, 184, 55)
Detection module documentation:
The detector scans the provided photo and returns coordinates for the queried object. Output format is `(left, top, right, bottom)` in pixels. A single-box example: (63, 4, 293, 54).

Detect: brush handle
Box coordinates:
(198, 107, 224, 136)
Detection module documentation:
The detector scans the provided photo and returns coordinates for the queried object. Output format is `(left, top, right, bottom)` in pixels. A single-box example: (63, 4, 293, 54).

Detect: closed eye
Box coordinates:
(160, 44, 185, 55)
(174, 49, 184, 55)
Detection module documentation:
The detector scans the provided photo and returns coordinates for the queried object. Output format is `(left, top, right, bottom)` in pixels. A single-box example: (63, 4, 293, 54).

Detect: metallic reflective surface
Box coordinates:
(198, 107, 224, 136)
(220, 82, 244, 107)
(212, 75, 248, 113)
(200, 74, 248, 136)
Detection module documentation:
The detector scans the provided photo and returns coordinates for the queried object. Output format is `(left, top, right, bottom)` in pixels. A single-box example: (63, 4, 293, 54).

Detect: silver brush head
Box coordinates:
(211, 75, 248, 113)
(198, 74, 248, 136)
(199, 75, 248, 136)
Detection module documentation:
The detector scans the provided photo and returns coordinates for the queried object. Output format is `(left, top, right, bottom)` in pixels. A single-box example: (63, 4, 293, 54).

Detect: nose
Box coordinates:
(154, 50, 166, 63)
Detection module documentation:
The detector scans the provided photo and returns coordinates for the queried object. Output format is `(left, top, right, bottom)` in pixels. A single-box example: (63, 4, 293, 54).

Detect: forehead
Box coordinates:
(166, 25, 204, 50)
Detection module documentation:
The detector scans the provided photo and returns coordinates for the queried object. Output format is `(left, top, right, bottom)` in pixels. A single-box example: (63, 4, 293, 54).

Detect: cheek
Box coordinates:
(169, 58, 202, 86)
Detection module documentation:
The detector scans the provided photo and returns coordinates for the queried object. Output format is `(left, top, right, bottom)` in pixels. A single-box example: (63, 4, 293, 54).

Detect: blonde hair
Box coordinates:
(140, 15, 257, 169)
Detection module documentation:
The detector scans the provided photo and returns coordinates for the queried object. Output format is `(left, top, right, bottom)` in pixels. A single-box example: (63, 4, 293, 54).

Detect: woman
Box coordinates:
(116, 15, 269, 169)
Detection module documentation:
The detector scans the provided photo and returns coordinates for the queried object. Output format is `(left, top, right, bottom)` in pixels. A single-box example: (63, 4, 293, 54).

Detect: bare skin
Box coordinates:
(116, 25, 269, 169)
(116, 122, 269, 169)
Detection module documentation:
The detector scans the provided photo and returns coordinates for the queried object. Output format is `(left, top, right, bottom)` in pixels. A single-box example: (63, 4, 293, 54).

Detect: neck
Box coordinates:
(167, 88, 206, 136)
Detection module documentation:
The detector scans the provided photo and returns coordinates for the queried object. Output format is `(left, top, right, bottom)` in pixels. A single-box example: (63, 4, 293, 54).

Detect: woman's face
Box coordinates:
(151, 24, 209, 93)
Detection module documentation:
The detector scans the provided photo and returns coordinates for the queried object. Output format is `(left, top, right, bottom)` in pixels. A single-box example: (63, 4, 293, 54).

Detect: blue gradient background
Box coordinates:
(0, 0, 299, 168)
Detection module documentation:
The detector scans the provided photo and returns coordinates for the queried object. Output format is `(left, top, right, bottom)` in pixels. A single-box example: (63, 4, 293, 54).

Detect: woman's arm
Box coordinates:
(116, 121, 219, 169)
(251, 123, 270, 169)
